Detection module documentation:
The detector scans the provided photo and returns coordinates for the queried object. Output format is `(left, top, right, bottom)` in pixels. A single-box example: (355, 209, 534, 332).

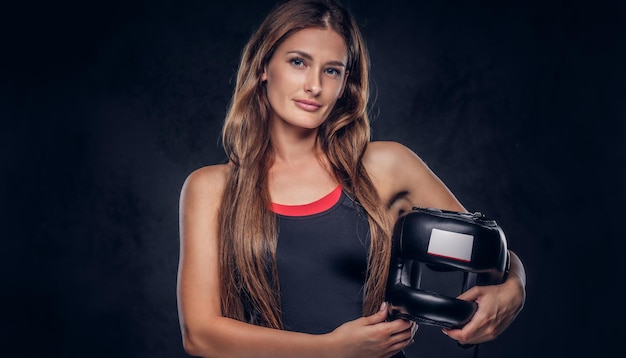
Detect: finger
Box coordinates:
(387, 333, 414, 354)
(361, 302, 390, 325)
(410, 321, 419, 338)
(390, 329, 413, 343)
(388, 321, 413, 343)
(457, 286, 481, 301)
(385, 318, 412, 334)
(443, 317, 481, 345)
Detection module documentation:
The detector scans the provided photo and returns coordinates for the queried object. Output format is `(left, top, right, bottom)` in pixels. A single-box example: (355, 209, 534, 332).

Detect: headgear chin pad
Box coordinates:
(386, 207, 510, 329)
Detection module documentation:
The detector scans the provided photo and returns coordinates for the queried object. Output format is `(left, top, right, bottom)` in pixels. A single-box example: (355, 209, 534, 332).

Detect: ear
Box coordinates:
(261, 67, 268, 82)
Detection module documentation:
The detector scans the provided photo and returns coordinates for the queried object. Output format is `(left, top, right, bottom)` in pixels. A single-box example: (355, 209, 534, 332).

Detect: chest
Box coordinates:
(274, 196, 371, 332)
(276, 208, 370, 273)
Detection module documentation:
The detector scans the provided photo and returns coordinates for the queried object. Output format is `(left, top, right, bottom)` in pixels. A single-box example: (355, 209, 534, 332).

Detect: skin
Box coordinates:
(177, 27, 526, 357)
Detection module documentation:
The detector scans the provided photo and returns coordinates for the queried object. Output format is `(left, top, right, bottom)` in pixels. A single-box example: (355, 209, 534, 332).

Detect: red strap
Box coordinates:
(271, 186, 342, 216)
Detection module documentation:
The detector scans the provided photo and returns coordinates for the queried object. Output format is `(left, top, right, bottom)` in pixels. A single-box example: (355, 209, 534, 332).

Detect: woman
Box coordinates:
(177, 0, 526, 357)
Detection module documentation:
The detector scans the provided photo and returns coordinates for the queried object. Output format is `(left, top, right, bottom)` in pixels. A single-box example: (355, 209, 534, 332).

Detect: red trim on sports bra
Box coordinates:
(271, 186, 342, 216)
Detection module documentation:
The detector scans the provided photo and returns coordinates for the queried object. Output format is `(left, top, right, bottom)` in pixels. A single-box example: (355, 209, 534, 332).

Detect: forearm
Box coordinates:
(182, 316, 334, 358)
(507, 251, 526, 286)
(505, 250, 526, 309)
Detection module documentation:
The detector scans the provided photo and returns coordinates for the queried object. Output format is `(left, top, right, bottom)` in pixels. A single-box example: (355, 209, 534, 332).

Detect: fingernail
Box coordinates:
(441, 329, 449, 336)
(380, 302, 387, 311)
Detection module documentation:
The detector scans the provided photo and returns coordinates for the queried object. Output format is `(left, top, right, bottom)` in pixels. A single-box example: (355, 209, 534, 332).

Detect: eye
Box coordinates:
(325, 67, 342, 77)
(290, 57, 306, 68)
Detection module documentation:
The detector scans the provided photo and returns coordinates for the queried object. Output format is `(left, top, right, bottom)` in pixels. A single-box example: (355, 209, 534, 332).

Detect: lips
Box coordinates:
(294, 99, 322, 112)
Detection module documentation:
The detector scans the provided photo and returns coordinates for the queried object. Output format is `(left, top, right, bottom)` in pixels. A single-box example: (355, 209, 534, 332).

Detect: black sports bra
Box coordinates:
(273, 187, 371, 334)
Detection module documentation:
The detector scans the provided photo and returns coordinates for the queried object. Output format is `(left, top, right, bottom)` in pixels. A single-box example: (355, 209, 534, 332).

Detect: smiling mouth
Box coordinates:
(294, 99, 322, 112)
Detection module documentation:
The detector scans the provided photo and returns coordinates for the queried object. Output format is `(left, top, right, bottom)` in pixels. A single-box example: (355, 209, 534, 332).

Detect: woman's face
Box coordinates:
(262, 27, 349, 132)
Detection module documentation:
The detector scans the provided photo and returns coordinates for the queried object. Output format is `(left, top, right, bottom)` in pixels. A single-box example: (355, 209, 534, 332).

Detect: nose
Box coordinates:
(304, 70, 322, 96)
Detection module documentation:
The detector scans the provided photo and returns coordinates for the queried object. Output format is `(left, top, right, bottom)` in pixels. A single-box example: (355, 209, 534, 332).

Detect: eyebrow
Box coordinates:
(286, 50, 346, 67)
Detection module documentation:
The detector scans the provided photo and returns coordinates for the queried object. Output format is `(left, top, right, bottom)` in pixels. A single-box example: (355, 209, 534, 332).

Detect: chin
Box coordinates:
(288, 115, 327, 129)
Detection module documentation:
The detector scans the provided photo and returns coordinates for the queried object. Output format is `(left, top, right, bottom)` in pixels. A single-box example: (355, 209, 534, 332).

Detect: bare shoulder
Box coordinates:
(363, 141, 464, 213)
(180, 164, 230, 209)
(363, 140, 408, 163)
(364, 140, 428, 165)
(183, 164, 229, 192)
(363, 141, 430, 184)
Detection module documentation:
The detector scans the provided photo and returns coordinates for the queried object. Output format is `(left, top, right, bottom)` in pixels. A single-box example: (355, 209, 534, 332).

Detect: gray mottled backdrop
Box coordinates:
(2, 0, 624, 357)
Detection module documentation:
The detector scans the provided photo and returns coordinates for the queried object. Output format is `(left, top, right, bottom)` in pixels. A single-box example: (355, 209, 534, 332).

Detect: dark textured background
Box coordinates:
(2, 0, 624, 357)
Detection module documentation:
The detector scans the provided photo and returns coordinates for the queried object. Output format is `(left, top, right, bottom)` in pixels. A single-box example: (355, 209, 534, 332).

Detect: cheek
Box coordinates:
(266, 66, 298, 92)
(323, 81, 344, 104)
(265, 75, 284, 105)
(265, 70, 293, 112)
(324, 75, 347, 97)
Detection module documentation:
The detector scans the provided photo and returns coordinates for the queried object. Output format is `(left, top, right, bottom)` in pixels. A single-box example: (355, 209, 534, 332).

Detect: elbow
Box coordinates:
(182, 334, 201, 357)
(181, 326, 220, 358)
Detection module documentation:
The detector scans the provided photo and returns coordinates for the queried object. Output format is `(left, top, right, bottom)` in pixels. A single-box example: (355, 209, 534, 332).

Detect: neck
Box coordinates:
(270, 120, 322, 166)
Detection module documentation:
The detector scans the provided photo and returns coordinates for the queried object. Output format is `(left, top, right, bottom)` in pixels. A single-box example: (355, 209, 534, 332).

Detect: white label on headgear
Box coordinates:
(427, 228, 474, 262)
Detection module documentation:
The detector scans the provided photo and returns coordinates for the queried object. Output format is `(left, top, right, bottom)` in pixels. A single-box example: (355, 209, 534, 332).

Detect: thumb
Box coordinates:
(457, 286, 481, 302)
(362, 302, 389, 325)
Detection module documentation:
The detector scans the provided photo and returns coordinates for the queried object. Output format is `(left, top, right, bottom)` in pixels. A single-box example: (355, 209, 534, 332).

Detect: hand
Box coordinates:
(442, 277, 525, 345)
(328, 302, 415, 358)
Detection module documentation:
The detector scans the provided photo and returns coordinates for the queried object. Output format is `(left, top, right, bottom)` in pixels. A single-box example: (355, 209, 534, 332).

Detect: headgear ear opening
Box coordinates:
(385, 207, 510, 329)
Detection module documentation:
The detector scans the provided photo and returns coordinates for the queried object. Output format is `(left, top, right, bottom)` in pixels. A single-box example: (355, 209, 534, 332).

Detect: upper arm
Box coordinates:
(175, 165, 336, 358)
(177, 165, 227, 338)
(364, 141, 465, 214)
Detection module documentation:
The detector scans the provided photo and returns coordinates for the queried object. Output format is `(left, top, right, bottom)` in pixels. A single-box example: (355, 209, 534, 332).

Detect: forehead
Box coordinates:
(275, 27, 348, 63)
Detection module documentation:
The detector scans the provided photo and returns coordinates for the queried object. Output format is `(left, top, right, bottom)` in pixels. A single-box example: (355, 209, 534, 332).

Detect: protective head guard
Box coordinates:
(386, 207, 510, 329)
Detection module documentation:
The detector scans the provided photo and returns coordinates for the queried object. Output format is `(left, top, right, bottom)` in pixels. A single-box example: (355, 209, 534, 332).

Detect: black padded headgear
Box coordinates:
(386, 207, 510, 329)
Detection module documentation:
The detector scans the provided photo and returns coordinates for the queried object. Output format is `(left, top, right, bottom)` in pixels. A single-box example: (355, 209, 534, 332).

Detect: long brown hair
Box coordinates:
(218, 0, 392, 329)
